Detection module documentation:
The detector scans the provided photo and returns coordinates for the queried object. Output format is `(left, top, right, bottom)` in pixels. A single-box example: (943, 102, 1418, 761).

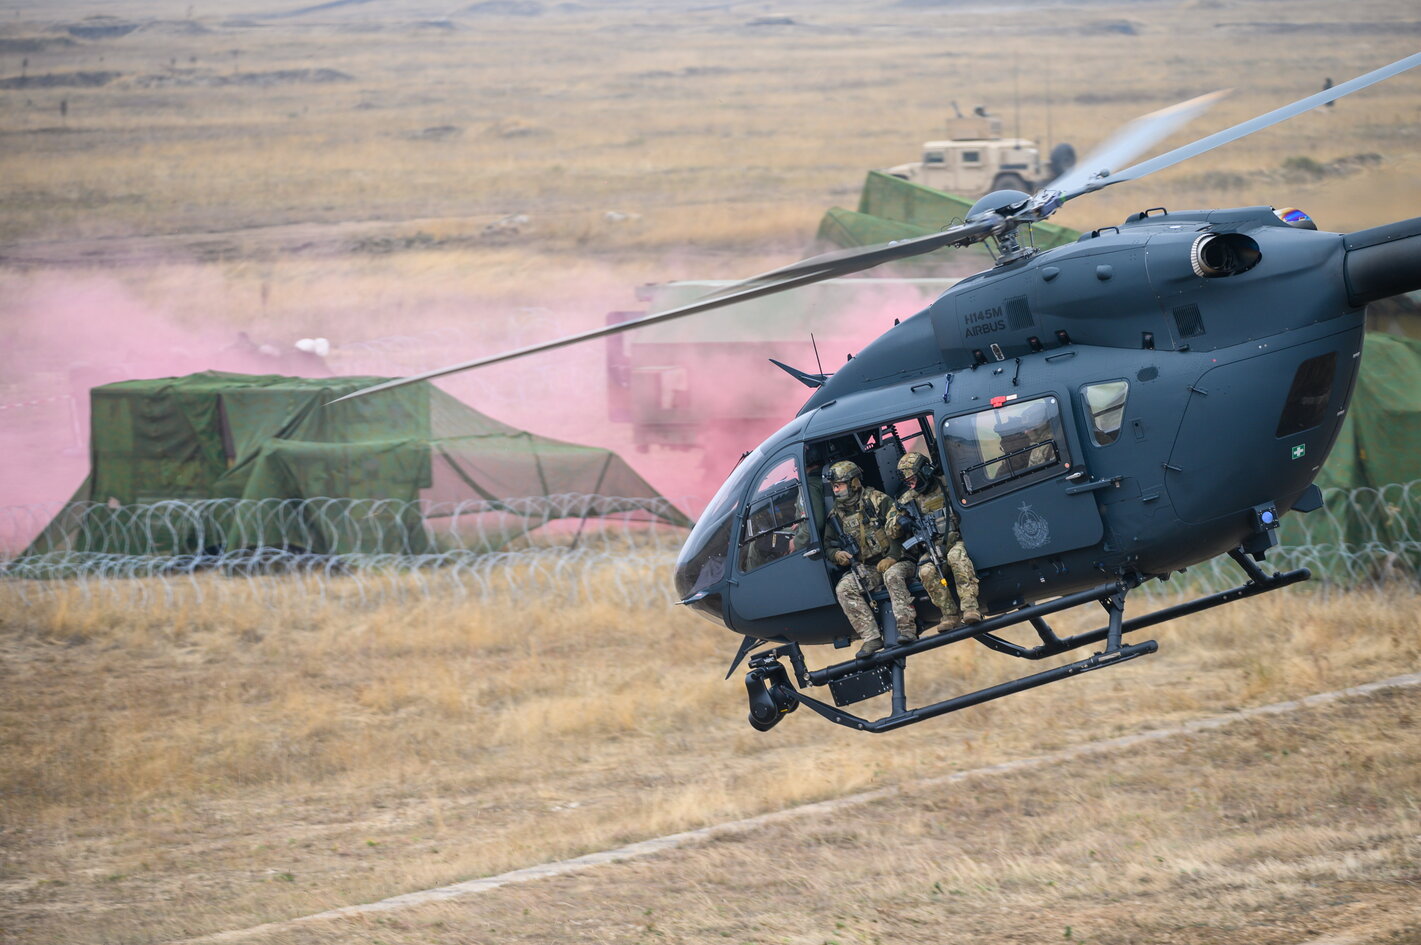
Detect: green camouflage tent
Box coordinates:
(30, 372, 688, 555)
(1277, 332, 1421, 554)
(817, 171, 1081, 261)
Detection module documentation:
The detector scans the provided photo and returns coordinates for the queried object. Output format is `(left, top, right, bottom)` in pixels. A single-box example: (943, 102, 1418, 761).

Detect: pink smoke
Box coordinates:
(416, 278, 935, 514)
(0, 272, 334, 525)
(0, 267, 940, 549)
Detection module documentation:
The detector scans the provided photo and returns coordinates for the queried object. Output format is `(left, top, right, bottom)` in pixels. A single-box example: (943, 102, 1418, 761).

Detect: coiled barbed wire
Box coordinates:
(2, 483, 1417, 611)
(0, 495, 688, 611)
(5, 494, 691, 557)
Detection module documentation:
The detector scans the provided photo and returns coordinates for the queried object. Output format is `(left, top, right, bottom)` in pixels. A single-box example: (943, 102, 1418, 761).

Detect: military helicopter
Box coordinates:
(341, 53, 1421, 733)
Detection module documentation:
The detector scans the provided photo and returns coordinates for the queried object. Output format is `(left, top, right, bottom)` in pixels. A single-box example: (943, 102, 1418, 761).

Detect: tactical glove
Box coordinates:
(831, 550, 852, 567)
(875, 556, 898, 574)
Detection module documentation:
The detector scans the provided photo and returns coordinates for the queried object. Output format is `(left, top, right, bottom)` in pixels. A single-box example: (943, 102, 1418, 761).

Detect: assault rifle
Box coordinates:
(897, 497, 949, 591)
(830, 518, 880, 617)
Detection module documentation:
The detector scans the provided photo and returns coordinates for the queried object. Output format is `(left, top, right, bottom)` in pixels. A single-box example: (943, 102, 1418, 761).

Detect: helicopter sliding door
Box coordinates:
(939, 394, 1104, 568)
(726, 449, 842, 640)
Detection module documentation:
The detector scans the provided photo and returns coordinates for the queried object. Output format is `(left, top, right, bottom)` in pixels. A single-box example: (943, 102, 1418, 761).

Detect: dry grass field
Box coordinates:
(3, 0, 1421, 942)
(2, 578, 1420, 944)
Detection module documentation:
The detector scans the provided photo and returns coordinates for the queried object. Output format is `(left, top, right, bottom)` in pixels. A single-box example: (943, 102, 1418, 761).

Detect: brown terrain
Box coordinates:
(2, 0, 1420, 942)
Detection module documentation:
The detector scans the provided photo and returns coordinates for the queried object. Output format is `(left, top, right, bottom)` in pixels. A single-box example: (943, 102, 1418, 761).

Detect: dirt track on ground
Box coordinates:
(173, 676, 1421, 945)
(172, 674, 1421, 945)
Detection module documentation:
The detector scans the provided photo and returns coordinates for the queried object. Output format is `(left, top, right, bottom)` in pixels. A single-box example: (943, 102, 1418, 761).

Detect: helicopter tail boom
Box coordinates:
(1344, 215, 1421, 307)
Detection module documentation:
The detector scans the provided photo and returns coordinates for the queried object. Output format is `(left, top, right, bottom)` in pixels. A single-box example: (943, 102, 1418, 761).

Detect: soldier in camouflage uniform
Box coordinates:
(888, 452, 982, 630)
(823, 460, 918, 659)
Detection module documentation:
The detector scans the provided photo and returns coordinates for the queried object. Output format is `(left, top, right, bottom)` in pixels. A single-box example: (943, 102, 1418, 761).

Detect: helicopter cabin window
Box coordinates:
(1081, 380, 1129, 446)
(1275, 352, 1337, 438)
(960, 150, 982, 166)
(738, 456, 806, 573)
(941, 396, 1070, 502)
(924, 150, 945, 165)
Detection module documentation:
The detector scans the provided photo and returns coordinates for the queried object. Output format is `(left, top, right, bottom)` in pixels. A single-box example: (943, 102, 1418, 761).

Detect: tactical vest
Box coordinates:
(832, 490, 892, 561)
(899, 479, 962, 549)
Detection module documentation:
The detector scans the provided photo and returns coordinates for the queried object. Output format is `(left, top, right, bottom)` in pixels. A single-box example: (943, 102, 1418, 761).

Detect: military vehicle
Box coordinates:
(882, 107, 1076, 197)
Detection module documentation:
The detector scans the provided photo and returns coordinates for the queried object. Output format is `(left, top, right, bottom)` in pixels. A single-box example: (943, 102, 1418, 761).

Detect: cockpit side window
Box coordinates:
(674, 446, 763, 617)
(737, 457, 807, 573)
(941, 395, 1070, 504)
(1081, 380, 1129, 446)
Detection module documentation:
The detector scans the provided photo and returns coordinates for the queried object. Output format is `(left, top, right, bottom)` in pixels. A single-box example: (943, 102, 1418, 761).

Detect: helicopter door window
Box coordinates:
(738, 457, 807, 573)
(1081, 380, 1129, 446)
(941, 396, 1070, 502)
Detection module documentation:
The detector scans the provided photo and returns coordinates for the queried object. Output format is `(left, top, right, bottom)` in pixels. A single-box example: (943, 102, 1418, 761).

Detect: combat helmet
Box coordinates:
(897, 452, 934, 490)
(824, 460, 863, 487)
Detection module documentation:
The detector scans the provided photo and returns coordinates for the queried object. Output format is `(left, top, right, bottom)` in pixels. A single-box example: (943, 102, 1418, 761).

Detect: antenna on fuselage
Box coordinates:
(1013, 63, 1021, 143)
(811, 332, 824, 376)
(1044, 56, 1054, 160)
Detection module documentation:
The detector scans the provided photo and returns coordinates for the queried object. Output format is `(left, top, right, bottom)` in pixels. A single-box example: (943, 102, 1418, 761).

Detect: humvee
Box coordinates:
(882, 109, 1075, 198)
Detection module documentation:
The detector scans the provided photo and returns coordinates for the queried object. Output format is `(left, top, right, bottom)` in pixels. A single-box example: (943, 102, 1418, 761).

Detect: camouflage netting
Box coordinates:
(28, 372, 688, 555)
(817, 171, 1081, 261)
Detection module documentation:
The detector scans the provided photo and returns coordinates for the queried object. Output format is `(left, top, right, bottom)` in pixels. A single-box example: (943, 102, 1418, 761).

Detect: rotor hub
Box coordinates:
(966, 189, 1032, 222)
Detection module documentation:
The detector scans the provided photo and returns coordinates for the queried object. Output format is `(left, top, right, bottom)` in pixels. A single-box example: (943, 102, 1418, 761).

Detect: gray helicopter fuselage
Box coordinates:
(675, 206, 1421, 645)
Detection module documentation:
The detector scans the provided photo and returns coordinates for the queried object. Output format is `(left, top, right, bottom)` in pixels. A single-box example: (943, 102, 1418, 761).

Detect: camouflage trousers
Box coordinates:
(918, 540, 981, 620)
(835, 559, 917, 643)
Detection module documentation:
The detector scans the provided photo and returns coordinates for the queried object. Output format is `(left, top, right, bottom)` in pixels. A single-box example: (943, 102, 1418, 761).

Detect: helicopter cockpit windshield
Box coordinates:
(674, 445, 764, 621)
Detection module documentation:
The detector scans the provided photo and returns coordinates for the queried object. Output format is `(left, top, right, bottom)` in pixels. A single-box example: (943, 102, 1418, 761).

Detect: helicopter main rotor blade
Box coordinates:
(699, 216, 1000, 300)
(329, 217, 998, 403)
(1042, 90, 1229, 202)
(1058, 51, 1421, 201)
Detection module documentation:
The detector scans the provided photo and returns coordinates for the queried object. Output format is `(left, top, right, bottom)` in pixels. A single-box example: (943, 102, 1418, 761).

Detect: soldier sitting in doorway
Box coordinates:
(887, 452, 983, 631)
(823, 460, 918, 659)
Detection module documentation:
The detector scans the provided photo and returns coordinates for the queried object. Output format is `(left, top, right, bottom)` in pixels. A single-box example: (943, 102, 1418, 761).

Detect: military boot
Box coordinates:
(928, 592, 961, 634)
(957, 582, 981, 624)
(934, 612, 964, 634)
(856, 635, 884, 659)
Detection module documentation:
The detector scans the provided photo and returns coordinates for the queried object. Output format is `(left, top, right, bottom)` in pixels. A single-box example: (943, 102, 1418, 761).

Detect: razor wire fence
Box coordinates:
(4, 494, 691, 557)
(1, 482, 1418, 612)
(1144, 479, 1421, 597)
(1139, 539, 1421, 600)
(0, 494, 687, 611)
(0, 546, 679, 613)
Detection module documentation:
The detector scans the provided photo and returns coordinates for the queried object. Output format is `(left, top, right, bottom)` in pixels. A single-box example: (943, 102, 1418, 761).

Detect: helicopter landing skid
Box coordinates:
(744, 547, 1309, 733)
